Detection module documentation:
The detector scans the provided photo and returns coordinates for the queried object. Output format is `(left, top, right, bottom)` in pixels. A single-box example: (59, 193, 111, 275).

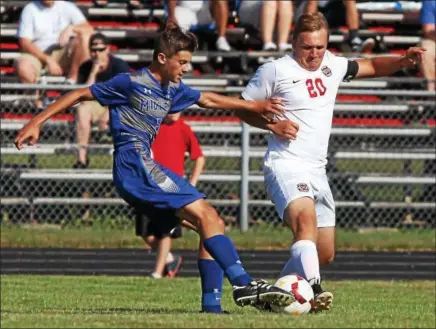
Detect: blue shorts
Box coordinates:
(113, 148, 206, 212)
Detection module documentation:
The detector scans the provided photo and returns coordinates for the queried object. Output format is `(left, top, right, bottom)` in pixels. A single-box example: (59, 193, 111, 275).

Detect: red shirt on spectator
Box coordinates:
(151, 118, 203, 177)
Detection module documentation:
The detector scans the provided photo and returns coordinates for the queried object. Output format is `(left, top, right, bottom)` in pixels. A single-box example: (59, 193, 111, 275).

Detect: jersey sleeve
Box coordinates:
(183, 123, 203, 160)
(169, 82, 201, 113)
(334, 54, 358, 82)
(241, 61, 276, 100)
(89, 73, 131, 106)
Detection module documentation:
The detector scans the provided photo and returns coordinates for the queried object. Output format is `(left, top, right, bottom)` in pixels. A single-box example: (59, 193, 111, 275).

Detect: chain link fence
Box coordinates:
(1, 81, 435, 230)
(0, 0, 434, 232)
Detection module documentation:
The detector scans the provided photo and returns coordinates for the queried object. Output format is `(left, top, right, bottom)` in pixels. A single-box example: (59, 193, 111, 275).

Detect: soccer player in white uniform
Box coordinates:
(237, 12, 425, 312)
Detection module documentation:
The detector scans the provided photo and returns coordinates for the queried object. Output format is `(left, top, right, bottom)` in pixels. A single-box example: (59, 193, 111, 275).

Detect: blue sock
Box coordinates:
(198, 259, 224, 313)
(203, 235, 252, 286)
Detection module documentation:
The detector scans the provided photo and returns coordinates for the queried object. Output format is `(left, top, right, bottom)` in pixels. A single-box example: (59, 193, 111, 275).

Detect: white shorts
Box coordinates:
(175, 4, 213, 31)
(264, 161, 336, 228)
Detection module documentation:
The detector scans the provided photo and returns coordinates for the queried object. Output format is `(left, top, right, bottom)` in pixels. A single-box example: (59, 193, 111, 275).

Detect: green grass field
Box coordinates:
(1, 276, 434, 328)
(1, 225, 435, 251)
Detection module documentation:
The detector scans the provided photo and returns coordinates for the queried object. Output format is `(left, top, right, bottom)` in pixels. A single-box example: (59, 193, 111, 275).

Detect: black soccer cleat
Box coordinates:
(311, 283, 333, 313)
(232, 279, 295, 308)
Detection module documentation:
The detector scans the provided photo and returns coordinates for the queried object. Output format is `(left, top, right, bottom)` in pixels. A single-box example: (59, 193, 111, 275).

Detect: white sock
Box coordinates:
(165, 252, 174, 264)
(278, 240, 321, 285)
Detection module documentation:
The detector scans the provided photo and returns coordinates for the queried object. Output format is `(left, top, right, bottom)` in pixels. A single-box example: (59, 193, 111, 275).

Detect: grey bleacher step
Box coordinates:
(2, 145, 435, 160)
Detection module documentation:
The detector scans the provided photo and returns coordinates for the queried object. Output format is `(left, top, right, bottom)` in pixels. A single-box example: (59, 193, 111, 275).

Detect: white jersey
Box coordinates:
(241, 50, 353, 172)
(18, 1, 86, 52)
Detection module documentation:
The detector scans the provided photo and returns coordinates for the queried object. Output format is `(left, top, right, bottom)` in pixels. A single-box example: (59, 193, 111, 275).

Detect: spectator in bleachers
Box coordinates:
(419, 0, 435, 92)
(167, 0, 232, 52)
(238, 0, 293, 51)
(74, 33, 130, 169)
(136, 111, 205, 279)
(15, 0, 94, 95)
(297, 0, 374, 53)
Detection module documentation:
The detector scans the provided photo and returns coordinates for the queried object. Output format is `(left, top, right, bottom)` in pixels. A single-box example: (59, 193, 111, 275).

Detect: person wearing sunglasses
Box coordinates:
(74, 33, 130, 170)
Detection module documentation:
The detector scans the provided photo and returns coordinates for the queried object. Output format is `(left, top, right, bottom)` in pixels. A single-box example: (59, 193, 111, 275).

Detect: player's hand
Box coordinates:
(404, 47, 426, 66)
(269, 120, 299, 140)
(14, 122, 41, 150)
(254, 97, 286, 119)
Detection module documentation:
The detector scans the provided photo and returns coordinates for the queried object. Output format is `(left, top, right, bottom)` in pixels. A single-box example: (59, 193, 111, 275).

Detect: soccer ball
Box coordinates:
(271, 274, 314, 316)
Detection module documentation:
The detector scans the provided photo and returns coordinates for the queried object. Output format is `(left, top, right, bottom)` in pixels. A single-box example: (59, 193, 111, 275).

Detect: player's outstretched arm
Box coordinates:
(235, 111, 299, 140)
(354, 46, 426, 78)
(197, 92, 285, 117)
(14, 87, 94, 150)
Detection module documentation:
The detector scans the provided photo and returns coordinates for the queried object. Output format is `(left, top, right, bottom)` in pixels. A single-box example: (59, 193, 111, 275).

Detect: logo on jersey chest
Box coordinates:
(321, 65, 332, 77)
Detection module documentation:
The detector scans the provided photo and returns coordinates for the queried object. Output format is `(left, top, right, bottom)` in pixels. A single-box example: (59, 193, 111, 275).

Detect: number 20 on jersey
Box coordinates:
(306, 78, 327, 98)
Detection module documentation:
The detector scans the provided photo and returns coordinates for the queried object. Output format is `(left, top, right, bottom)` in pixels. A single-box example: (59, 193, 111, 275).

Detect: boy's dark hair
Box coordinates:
(153, 22, 198, 61)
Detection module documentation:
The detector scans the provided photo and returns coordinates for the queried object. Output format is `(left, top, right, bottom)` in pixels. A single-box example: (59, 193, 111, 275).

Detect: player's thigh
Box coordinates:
(284, 197, 317, 242)
(317, 226, 335, 265)
(264, 163, 314, 221)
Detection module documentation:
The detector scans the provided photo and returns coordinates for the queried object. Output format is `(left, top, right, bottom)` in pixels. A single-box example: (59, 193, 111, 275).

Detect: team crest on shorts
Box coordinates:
(297, 183, 309, 192)
(321, 65, 332, 77)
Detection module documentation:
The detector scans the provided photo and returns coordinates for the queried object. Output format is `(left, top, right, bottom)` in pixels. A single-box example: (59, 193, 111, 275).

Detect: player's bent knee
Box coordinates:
(198, 205, 225, 232)
(319, 251, 335, 265)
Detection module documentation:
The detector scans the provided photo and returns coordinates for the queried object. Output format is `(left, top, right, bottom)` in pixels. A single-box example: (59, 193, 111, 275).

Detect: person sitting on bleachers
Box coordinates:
(74, 33, 130, 169)
(167, 0, 232, 52)
(238, 0, 293, 51)
(14, 0, 94, 95)
(419, 0, 435, 92)
(296, 0, 374, 53)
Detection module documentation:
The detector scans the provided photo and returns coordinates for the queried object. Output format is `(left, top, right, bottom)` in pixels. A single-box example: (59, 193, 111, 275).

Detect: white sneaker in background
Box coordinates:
(216, 36, 231, 52)
(263, 42, 277, 51)
(278, 43, 292, 52)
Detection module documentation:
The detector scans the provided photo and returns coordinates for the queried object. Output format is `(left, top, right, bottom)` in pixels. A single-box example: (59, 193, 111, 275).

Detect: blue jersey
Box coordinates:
(90, 68, 201, 154)
(89, 68, 205, 212)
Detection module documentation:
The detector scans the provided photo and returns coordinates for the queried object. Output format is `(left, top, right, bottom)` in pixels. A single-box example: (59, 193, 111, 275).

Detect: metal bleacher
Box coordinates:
(1, 0, 435, 229)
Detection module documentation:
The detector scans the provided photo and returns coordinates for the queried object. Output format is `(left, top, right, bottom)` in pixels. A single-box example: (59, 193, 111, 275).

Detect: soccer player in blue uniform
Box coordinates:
(14, 22, 295, 313)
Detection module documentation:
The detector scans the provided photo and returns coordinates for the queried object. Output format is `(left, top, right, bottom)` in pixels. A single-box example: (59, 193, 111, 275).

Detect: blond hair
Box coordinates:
(292, 12, 330, 42)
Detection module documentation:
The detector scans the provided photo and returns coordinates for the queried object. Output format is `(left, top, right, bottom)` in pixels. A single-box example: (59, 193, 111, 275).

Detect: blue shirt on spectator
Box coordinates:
(420, 0, 436, 25)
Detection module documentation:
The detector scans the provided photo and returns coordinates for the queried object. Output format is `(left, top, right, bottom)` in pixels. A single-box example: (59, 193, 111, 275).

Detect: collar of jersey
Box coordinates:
(143, 67, 169, 93)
